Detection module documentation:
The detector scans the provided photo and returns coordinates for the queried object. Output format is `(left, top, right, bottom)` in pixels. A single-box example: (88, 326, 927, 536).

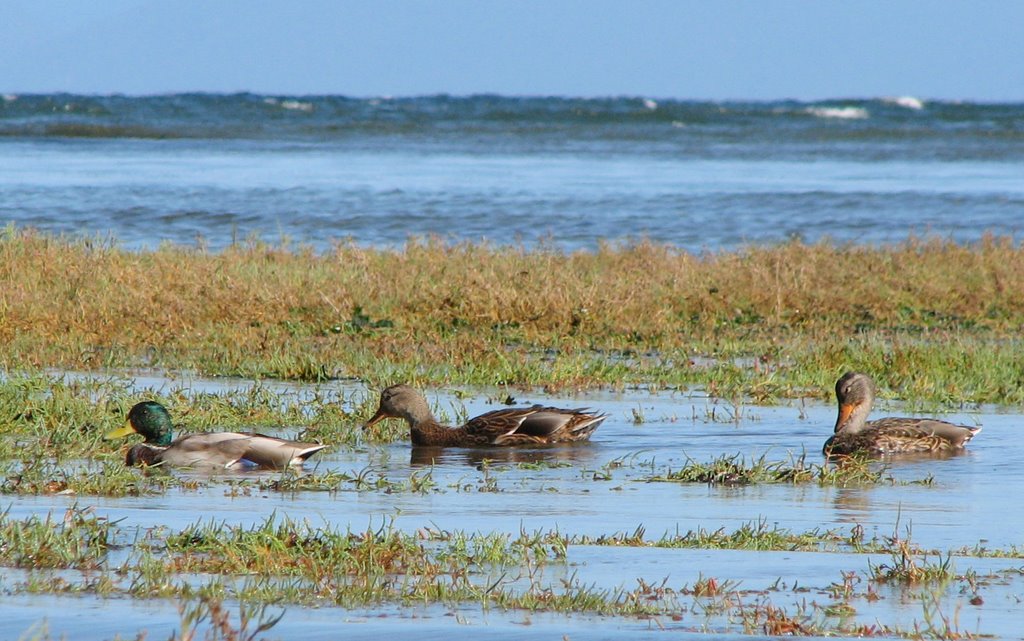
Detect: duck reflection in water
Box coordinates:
(408, 443, 601, 468)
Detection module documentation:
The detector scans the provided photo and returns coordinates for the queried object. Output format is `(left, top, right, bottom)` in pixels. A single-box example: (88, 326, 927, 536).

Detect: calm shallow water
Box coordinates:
(3, 372, 1023, 639)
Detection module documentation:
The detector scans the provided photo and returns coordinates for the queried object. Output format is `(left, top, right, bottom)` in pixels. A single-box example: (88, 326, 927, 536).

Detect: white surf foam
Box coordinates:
(884, 96, 925, 110)
(280, 100, 314, 112)
(805, 106, 869, 120)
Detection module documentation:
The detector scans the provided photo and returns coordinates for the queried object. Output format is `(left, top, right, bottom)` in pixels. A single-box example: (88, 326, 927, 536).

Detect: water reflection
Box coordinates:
(408, 443, 601, 468)
(831, 487, 873, 522)
(825, 448, 969, 462)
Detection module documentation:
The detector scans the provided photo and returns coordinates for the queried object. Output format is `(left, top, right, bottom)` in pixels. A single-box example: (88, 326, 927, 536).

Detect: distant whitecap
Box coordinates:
(280, 100, 313, 112)
(885, 96, 925, 110)
(806, 106, 869, 120)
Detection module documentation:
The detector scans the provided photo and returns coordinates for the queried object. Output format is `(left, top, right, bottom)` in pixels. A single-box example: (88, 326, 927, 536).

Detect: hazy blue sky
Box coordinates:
(3, 0, 1022, 100)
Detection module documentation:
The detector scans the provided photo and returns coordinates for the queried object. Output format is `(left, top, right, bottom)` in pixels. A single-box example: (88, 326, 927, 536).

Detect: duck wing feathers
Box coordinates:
(237, 433, 327, 468)
(154, 432, 326, 469)
(463, 406, 607, 445)
(158, 433, 255, 468)
(867, 418, 981, 447)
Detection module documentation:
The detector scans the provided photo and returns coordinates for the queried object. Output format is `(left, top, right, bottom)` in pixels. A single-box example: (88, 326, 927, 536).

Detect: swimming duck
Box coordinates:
(823, 371, 981, 456)
(363, 384, 607, 447)
(105, 401, 327, 469)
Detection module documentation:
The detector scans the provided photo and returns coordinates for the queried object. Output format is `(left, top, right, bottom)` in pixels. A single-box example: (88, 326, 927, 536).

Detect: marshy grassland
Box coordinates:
(3, 227, 1024, 404)
(3, 227, 1022, 638)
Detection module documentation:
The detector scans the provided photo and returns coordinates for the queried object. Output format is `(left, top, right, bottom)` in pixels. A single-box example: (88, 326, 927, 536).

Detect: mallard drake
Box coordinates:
(363, 384, 607, 447)
(823, 371, 981, 456)
(105, 401, 327, 469)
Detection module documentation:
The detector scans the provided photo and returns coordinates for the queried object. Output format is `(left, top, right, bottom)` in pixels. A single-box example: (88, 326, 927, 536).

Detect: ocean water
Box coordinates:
(1, 93, 1023, 251)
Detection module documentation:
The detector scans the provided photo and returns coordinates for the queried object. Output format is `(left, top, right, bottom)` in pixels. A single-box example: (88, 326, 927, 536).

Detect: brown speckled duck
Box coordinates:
(823, 372, 981, 457)
(363, 384, 607, 447)
(105, 401, 327, 469)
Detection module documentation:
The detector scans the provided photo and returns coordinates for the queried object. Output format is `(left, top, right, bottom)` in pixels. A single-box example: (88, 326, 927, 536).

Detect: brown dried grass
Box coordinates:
(2, 228, 1022, 396)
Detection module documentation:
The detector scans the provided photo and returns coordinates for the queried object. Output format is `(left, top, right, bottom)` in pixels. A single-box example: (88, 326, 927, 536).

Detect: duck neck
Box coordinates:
(401, 403, 440, 431)
(410, 419, 472, 446)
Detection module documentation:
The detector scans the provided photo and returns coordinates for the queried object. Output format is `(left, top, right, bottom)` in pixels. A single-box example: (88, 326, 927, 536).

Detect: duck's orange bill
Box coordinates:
(104, 420, 138, 440)
(834, 403, 855, 432)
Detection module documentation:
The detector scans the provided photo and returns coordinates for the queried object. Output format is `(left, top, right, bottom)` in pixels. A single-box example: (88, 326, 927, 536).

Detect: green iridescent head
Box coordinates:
(105, 401, 174, 446)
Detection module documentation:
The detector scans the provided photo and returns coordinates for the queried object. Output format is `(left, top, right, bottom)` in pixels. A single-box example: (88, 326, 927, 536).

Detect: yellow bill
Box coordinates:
(104, 420, 138, 440)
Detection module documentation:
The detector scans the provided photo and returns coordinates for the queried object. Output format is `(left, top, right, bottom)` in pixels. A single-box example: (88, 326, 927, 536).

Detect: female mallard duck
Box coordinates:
(823, 372, 981, 456)
(363, 384, 607, 447)
(105, 401, 327, 469)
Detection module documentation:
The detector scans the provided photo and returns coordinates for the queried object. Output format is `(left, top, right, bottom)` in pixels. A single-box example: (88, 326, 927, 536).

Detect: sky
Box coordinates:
(2, 0, 1023, 101)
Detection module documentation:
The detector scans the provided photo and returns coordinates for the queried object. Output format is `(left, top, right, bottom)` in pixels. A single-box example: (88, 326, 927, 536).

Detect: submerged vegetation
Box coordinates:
(2, 227, 1024, 403)
(0, 508, 1009, 639)
(645, 452, 914, 487)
